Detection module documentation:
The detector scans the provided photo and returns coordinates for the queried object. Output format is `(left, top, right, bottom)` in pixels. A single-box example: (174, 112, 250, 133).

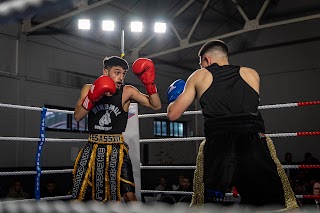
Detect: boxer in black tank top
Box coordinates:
(72, 56, 161, 203)
(167, 40, 298, 210)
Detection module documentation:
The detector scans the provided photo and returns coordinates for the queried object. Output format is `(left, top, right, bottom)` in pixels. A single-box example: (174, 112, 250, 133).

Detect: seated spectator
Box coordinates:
(282, 152, 297, 179)
(172, 175, 184, 191)
(42, 178, 58, 198)
(282, 152, 295, 165)
(6, 179, 29, 200)
(155, 176, 170, 191)
(174, 176, 192, 203)
(154, 176, 170, 201)
(175, 176, 192, 192)
(302, 152, 319, 165)
(301, 180, 320, 212)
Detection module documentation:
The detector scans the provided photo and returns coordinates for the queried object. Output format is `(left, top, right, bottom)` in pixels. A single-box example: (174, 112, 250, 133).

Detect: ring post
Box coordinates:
(123, 103, 141, 200)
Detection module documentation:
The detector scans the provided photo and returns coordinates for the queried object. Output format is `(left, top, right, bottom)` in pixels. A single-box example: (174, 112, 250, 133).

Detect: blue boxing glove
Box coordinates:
(167, 79, 186, 103)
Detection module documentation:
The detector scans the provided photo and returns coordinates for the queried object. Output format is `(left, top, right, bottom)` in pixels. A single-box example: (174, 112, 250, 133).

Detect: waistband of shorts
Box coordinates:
(88, 134, 124, 144)
(204, 113, 265, 134)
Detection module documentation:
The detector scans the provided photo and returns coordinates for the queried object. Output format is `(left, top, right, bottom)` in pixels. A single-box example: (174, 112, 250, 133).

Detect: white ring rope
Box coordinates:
(141, 190, 313, 200)
(0, 137, 87, 142)
(0, 169, 73, 176)
(140, 165, 318, 169)
(0, 165, 315, 177)
(0, 131, 317, 144)
(0, 191, 312, 205)
(265, 133, 297, 137)
(140, 190, 239, 199)
(138, 101, 320, 118)
(1, 101, 319, 117)
(140, 137, 205, 143)
(0, 103, 74, 114)
(0, 195, 72, 204)
(258, 103, 297, 109)
(141, 166, 196, 169)
(0, 131, 316, 144)
(140, 190, 314, 200)
(138, 132, 312, 143)
(40, 195, 72, 201)
(141, 190, 193, 195)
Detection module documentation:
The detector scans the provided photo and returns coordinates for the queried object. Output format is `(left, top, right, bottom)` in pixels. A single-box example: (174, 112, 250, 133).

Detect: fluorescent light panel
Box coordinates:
(154, 22, 166, 33)
(131, 21, 143, 32)
(102, 20, 114, 31)
(78, 19, 167, 34)
(78, 19, 90, 30)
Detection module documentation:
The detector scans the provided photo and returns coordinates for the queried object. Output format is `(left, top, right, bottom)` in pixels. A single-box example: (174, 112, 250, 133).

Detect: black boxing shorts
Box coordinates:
(201, 114, 298, 208)
(71, 134, 135, 202)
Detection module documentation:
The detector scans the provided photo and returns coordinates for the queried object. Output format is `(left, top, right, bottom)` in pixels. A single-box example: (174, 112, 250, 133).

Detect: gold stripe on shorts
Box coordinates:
(120, 178, 135, 186)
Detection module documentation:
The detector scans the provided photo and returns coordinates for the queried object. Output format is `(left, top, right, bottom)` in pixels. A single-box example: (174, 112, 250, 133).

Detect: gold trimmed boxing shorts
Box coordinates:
(198, 114, 298, 209)
(71, 134, 135, 202)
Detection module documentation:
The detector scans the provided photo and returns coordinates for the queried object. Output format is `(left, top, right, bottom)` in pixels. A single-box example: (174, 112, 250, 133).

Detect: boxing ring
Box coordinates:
(0, 100, 319, 212)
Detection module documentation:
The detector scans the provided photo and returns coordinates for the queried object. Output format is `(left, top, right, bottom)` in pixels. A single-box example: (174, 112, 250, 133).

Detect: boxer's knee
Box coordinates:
(123, 192, 137, 202)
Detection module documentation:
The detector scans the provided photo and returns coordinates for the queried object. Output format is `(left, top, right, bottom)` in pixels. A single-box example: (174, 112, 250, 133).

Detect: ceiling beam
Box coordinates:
(170, 23, 182, 41)
(22, 0, 114, 33)
(186, 0, 210, 42)
(130, 0, 196, 52)
(143, 13, 320, 59)
(256, 0, 270, 21)
(195, 0, 243, 27)
(232, 0, 249, 22)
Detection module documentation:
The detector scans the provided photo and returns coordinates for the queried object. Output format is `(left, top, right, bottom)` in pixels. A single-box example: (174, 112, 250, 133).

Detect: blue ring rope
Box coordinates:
(34, 107, 47, 200)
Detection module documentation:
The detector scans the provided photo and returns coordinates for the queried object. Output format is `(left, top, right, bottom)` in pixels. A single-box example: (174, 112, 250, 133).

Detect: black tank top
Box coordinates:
(200, 63, 260, 119)
(88, 85, 128, 134)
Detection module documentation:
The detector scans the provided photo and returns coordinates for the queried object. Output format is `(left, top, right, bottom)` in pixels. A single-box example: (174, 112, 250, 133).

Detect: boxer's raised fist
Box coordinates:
(132, 58, 157, 95)
(167, 79, 186, 103)
(82, 75, 116, 111)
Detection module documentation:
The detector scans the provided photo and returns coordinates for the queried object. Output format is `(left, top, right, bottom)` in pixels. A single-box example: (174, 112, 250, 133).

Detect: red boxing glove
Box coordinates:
(132, 58, 157, 95)
(82, 75, 116, 111)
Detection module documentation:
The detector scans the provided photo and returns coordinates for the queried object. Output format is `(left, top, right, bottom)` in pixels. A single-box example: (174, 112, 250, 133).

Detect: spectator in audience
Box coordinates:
(301, 180, 320, 212)
(282, 152, 295, 165)
(302, 153, 320, 181)
(172, 174, 184, 190)
(154, 176, 170, 201)
(176, 176, 192, 191)
(282, 152, 297, 179)
(155, 176, 170, 191)
(42, 178, 58, 198)
(6, 179, 29, 199)
(302, 152, 319, 165)
(307, 178, 318, 195)
(294, 182, 307, 196)
(174, 176, 192, 203)
(296, 170, 310, 186)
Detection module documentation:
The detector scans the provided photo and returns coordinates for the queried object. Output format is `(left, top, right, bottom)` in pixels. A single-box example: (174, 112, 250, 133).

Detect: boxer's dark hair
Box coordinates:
(198, 40, 228, 58)
(103, 56, 129, 71)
